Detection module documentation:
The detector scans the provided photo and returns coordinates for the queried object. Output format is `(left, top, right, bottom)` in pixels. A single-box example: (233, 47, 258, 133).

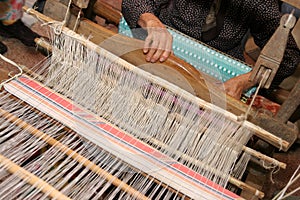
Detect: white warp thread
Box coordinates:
(42, 28, 253, 188)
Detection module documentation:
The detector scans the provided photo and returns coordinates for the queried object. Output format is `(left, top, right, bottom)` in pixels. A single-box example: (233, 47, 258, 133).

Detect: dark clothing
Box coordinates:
(0, 41, 7, 54)
(122, 0, 300, 87)
(0, 20, 39, 47)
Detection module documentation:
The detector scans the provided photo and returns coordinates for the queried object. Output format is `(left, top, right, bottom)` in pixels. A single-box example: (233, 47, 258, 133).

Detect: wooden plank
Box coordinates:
(93, 0, 122, 24)
(281, 0, 300, 9)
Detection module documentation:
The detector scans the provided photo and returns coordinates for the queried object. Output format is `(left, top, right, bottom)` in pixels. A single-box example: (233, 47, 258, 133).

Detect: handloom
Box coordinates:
(0, 28, 258, 199)
(31, 0, 298, 152)
(0, 4, 292, 200)
(43, 0, 300, 151)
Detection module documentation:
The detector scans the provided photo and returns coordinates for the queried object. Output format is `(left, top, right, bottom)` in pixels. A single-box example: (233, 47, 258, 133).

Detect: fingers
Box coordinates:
(143, 35, 151, 54)
(143, 27, 173, 63)
(159, 35, 173, 62)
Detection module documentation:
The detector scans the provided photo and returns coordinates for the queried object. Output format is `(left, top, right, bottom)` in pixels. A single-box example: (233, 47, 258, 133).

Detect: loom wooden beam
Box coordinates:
(0, 107, 150, 200)
(92, 0, 122, 25)
(0, 154, 71, 200)
(147, 122, 286, 170)
(242, 146, 286, 169)
(251, 113, 298, 152)
(275, 72, 300, 123)
(23, 6, 294, 151)
(281, 0, 300, 9)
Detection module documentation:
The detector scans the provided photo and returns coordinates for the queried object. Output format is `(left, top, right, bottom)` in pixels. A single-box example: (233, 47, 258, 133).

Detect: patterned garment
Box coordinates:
(0, 0, 24, 23)
(122, 0, 300, 87)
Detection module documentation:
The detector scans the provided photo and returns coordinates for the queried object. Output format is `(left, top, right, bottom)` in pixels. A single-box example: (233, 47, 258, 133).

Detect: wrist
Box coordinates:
(138, 13, 165, 29)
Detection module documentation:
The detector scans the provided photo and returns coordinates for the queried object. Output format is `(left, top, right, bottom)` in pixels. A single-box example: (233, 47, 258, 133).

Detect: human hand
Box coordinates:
(224, 72, 256, 99)
(138, 13, 173, 63)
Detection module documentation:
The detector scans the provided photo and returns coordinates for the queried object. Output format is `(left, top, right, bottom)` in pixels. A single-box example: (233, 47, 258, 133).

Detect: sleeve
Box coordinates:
(121, 0, 157, 28)
(248, 0, 300, 87)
